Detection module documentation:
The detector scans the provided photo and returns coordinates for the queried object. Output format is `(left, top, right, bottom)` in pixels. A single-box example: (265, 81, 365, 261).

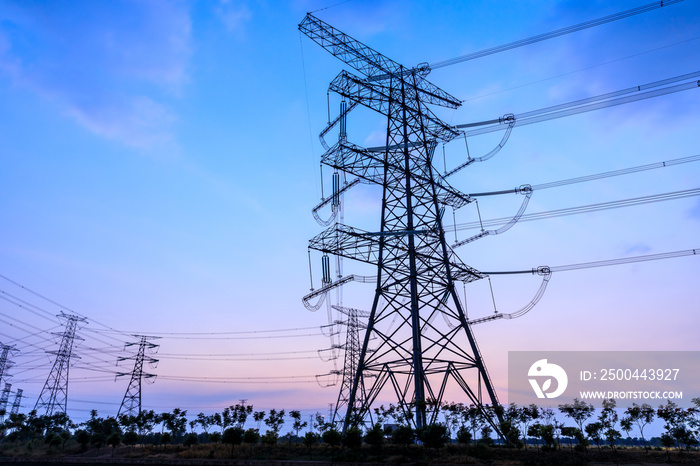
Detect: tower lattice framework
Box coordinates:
(330, 305, 369, 424)
(300, 14, 500, 430)
(11, 388, 22, 415)
(116, 335, 159, 417)
(0, 344, 16, 384)
(0, 383, 11, 419)
(34, 313, 86, 416)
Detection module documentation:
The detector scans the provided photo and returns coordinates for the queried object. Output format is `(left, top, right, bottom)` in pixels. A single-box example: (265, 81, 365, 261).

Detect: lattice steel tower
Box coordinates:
(300, 14, 500, 430)
(116, 335, 159, 417)
(34, 313, 86, 416)
(11, 388, 22, 415)
(0, 383, 11, 419)
(0, 344, 16, 383)
(330, 305, 369, 425)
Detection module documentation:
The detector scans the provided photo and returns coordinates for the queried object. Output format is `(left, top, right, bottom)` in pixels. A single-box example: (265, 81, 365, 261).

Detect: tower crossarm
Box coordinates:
(308, 224, 381, 264)
(329, 71, 460, 141)
(449, 260, 485, 283)
(331, 305, 371, 319)
(299, 14, 461, 109)
(323, 141, 472, 209)
(322, 141, 384, 183)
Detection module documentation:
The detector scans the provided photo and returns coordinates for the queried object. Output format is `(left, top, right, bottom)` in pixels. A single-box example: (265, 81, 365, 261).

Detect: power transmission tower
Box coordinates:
(330, 306, 369, 425)
(11, 388, 22, 415)
(34, 313, 86, 416)
(0, 383, 11, 419)
(300, 14, 501, 431)
(116, 335, 159, 417)
(0, 344, 16, 383)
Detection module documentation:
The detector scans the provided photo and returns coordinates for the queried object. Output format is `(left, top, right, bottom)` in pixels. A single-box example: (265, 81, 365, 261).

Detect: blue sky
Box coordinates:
(0, 0, 698, 427)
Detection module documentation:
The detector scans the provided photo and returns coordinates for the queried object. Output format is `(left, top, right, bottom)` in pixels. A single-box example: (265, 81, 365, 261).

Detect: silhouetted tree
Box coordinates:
(341, 425, 363, 450)
(417, 423, 449, 452)
(289, 409, 307, 439)
(623, 402, 654, 451)
(222, 426, 244, 456)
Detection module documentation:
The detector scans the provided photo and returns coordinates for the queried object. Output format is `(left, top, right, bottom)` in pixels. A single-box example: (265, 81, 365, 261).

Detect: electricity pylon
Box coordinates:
(0, 344, 16, 384)
(300, 14, 500, 431)
(34, 313, 86, 416)
(11, 388, 22, 415)
(0, 383, 11, 419)
(116, 335, 159, 417)
(330, 305, 369, 425)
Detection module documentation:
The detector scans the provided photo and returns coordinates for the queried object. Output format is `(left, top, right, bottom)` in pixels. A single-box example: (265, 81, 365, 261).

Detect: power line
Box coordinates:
(468, 154, 700, 197)
(463, 35, 700, 102)
(157, 355, 319, 361)
(156, 350, 319, 357)
(483, 248, 698, 275)
(0, 274, 130, 342)
(88, 325, 324, 336)
(456, 71, 700, 136)
(429, 0, 684, 69)
(111, 332, 325, 341)
(0, 290, 61, 324)
(448, 188, 700, 232)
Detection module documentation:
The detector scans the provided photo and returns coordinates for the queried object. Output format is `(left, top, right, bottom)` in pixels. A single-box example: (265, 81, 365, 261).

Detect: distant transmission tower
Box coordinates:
(116, 335, 160, 417)
(330, 305, 369, 424)
(34, 312, 86, 416)
(11, 388, 22, 415)
(0, 383, 11, 419)
(300, 14, 501, 431)
(0, 344, 16, 383)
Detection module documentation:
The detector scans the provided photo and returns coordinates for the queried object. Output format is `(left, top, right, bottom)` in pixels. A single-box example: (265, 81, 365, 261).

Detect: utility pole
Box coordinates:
(34, 313, 86, 416)
(116, 335, 159, 418)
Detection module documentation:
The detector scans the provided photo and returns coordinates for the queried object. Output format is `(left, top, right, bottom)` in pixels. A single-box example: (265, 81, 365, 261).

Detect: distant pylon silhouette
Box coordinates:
(34, 313, 86, 416)
(0, 383, 11, 419)
(116, 335, 159, 417)
(0, 344, 16, 383)
(11, 388, 22, 415)
(330, 305, 369, 425)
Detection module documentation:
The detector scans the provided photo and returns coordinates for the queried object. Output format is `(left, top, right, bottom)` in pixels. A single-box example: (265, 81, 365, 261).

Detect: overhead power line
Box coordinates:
(89, 325, 324, 337)
(429, 0, 684, 69)
(468, 154, 700, 197)
(448, 188, 700, 232)
(483, 248, 698, 275)
(0, 274, 129, 344)
(456, 71, 700, 136)
(138, 332, 325, 341)
(464, 35, 700, 102)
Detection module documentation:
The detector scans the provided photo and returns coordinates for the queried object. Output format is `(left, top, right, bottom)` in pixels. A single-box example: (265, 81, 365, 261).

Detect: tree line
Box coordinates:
(0, 397, 698, 454)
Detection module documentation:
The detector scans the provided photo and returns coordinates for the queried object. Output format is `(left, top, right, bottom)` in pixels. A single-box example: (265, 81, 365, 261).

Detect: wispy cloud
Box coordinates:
(216, 0, 252, 35)
(0, 0, 191, 150)
(689, 198, 700, 220)
(623, 243, 652, 255)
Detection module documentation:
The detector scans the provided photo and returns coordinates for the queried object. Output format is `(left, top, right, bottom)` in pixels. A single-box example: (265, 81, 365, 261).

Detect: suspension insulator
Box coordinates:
(322, 254, 332, 284)
(339, 100, 347, 141)
(332, 172, 340, 207)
